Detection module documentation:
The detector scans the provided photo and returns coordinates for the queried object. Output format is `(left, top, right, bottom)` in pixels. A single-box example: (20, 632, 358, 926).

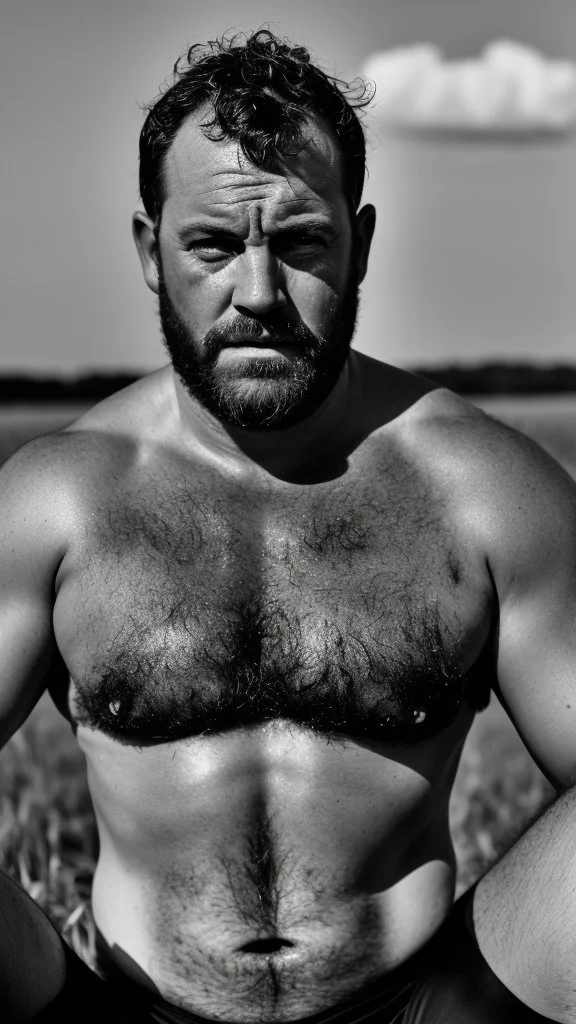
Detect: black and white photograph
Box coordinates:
(2, 2, 576, 1021)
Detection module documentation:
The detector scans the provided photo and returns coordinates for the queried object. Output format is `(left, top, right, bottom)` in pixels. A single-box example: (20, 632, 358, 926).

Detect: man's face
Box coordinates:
(136, 112, 374, 430)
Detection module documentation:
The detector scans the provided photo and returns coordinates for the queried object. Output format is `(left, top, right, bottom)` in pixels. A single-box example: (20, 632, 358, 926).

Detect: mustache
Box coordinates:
(203, 314, 319, 357)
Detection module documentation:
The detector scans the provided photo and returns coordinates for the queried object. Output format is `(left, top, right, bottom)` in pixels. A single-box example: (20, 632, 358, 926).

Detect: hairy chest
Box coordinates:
(55, 469, 493, 745)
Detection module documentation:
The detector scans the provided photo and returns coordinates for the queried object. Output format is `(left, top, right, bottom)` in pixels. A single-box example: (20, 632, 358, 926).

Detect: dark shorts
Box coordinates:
(33, 890, 551, 1024)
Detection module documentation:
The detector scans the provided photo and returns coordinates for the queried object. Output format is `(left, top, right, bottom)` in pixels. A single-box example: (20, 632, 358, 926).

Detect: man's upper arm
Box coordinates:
(0, 438, 69, 746)
(484, 426, 576, 791)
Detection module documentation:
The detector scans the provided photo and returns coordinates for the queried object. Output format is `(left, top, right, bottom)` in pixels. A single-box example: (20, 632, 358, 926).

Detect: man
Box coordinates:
(2, 28, 576, 1024)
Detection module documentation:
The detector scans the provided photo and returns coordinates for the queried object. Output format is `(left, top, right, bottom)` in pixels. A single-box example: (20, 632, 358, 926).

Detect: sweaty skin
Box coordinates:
(60, 373, 491, 1024)
(4, 361, 576, 1022)
(20, 367, 493, 1019)
(0, 366, 534, 1021)
(3, 110, 576, 1024)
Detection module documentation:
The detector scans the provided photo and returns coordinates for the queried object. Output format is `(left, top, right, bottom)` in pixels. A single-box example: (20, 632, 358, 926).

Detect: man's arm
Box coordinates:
(0, 437, 70, 747)
(467, 423, 576, 1022)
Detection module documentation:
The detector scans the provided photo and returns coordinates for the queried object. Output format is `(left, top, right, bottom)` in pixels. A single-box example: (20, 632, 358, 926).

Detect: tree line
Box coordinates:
(1, 364, 576, 402)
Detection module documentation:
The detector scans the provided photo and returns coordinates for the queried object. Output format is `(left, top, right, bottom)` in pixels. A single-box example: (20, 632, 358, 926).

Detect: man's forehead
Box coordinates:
(161, 111, 345, 219)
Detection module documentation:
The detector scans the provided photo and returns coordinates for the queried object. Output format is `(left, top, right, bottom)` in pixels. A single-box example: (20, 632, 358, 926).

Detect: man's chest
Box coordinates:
(53, 466, 493, 745)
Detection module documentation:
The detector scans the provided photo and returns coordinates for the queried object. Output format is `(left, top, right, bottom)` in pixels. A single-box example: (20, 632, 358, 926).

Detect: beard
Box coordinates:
(157, 263, 360, 431)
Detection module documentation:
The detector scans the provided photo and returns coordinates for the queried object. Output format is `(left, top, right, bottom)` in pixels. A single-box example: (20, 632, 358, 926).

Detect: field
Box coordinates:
(0, 394, 574, 965)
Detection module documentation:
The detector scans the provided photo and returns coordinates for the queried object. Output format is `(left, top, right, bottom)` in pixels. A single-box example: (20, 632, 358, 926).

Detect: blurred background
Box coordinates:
(1, 0, 574, 960)
(3, 0, 576, 373)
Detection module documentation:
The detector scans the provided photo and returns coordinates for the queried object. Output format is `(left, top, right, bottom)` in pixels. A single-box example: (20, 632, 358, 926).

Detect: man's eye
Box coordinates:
(278, 236, 326, 255)
(188, 241, 238, 261)
(288, 236, 323, 247)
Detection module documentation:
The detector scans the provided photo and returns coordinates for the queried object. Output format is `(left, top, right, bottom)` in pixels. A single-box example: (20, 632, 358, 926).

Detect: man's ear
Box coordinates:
(353, 204, 376, 284)
(132, 211, 160, 295)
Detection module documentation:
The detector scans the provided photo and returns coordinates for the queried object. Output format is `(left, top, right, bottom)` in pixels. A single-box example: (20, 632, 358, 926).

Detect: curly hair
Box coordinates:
(139, 29, 373, 221)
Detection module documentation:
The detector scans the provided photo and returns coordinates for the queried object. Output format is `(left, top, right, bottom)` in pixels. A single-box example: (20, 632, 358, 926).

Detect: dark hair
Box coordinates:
(139, 29, 373, 221)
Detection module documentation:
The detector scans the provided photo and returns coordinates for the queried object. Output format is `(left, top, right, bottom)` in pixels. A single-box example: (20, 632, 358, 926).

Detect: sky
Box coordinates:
(2, 0, 576, 375)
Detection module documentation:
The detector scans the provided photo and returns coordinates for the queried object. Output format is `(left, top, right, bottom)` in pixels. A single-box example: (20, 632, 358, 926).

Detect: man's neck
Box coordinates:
(169, 356, 361, 482)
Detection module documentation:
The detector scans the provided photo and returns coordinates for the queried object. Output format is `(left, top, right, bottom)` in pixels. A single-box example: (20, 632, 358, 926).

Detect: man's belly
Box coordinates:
(79, 717, 469, 1022)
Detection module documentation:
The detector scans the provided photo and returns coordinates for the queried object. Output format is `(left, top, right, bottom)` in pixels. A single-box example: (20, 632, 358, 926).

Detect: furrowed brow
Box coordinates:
(176, 220, 243, 241)
(272, 216, 335, 235)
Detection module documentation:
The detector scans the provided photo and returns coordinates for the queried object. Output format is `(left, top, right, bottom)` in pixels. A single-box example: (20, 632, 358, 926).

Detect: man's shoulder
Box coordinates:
(64, 365, 170, 445)
(1, 369, 171, 507)
(405, 385, 571, 486)
(396, 383, 576, 580)
(354, 354, 495, 443)
(354, 355, 571, 495)
(399, 382, 574, 502)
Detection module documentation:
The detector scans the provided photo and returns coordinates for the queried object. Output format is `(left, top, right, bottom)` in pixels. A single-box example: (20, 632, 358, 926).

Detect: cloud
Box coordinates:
(362, 40, 576, 134)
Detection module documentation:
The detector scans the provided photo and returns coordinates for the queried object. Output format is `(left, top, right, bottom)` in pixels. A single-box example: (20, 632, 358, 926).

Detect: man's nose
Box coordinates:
(231, 246, 287, 317)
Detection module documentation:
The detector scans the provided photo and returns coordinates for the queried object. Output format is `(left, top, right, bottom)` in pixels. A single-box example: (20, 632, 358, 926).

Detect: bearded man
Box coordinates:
(2, 29, 576, 1024)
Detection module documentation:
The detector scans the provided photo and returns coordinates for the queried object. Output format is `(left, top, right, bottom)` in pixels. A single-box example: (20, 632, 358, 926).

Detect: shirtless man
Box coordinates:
(2, 29, 576, 1024)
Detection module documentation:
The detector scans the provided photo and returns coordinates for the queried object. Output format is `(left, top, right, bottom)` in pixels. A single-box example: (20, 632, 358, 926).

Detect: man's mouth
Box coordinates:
(220, 342, 289, 350)
(219, 342, 297, 360)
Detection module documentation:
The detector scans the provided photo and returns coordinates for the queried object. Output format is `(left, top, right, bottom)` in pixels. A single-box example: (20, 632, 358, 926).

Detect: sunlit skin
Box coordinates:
(55, 114, 487, 1018)
(133, 111, 376, 476)
(3, 97, 576, 1024)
